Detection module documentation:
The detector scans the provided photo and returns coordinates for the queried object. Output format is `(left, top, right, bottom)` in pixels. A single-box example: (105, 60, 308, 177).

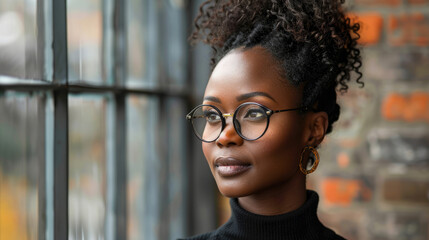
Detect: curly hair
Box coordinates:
(190, 0, 363, 134)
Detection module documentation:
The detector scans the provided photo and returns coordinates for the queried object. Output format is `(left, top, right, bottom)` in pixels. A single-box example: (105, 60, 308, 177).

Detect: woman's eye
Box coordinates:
(204, 111, 221, 123)
(243, 109, 265, 121)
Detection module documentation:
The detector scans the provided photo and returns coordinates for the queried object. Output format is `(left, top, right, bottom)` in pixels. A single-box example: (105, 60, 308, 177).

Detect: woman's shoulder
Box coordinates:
(178, 225, 346, 240)
(321, 226, 347, 240)
(178, 229, 346, 240)
(177, 231, 216, 240)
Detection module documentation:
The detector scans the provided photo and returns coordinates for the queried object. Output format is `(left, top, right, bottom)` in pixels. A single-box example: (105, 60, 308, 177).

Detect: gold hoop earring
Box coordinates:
(299, 146, 320, 175)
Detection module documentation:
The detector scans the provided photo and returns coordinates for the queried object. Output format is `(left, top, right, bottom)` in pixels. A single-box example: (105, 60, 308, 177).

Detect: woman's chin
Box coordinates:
(218, 190, 246, 199)
(216, 183, 253, 199)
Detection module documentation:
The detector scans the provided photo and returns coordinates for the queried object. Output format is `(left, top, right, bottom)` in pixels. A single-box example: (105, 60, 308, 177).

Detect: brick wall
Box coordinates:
(312, 1, 429, 239)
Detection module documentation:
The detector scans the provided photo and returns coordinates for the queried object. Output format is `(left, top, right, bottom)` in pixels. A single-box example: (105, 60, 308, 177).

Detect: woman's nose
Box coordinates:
(216, 119, 244, 147)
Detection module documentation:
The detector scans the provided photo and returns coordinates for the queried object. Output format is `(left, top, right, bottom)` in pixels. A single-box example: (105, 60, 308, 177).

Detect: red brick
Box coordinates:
(388, 13, 429, 46)
(349, 13, 384, 45)
(383, 178, 429, 204)
(355, 0, 401, 6)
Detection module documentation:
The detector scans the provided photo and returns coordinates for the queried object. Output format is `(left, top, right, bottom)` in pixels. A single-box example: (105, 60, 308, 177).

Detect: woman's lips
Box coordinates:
(214, 157, 251, 177)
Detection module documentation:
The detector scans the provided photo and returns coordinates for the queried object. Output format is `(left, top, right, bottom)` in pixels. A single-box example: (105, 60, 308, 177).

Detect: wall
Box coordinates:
(210, 0, 429, 239)
(312, 0, 429, 239)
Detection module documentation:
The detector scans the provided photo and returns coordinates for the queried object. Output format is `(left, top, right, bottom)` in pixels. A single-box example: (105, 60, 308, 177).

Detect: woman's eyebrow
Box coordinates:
(236, 92, 277, 103)
(203, 96, 221, 103)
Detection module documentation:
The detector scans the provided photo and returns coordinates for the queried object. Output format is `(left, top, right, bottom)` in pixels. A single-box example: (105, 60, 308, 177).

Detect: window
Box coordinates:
(0, 1, 42, 79)
(0, 0, 190, 239)
(0, 92, 43, 240)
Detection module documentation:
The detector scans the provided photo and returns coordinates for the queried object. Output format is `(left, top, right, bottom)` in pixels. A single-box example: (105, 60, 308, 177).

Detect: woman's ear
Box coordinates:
(305, 111, 329, 147)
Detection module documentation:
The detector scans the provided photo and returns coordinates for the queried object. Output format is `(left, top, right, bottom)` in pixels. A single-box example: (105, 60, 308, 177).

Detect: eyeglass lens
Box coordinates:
(191, 105, 223, 142)
(235, 104, 267, 140)
(190, 104, 268, 141)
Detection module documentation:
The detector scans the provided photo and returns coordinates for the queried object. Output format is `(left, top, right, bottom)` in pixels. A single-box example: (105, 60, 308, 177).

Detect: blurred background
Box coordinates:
(0, 0, 428, 239)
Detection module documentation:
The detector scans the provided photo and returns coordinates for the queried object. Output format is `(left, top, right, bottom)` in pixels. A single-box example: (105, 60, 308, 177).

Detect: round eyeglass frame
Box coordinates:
(186, 102, 308, 142)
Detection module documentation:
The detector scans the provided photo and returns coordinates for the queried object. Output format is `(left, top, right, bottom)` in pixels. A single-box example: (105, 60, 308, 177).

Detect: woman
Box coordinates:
(182, 0, 362, 239)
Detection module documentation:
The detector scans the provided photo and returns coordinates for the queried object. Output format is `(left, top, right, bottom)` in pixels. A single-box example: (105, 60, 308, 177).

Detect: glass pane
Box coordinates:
(67, 0, 103, 83)
(0, 0, 42, 79)
(127, 0, 157, 87)
(0, 92, 42, 240)
(166, 97, 187, 239)
(69, 95, 106, 239)
(127, 0, 187, 88)
(164, 1, 187, 88)
(126, 96, 188, 239)
(126, 95, 158, 240)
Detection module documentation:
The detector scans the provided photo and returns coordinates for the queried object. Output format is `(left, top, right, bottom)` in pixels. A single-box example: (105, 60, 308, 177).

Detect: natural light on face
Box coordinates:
(201, 46, 308, 199)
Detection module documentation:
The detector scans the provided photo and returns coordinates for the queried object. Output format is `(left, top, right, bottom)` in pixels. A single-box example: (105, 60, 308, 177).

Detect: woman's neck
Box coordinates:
(237, 175, 307, 215)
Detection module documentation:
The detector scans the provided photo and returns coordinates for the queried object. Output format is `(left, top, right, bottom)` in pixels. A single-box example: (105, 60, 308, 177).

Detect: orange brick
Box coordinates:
(337, 152, 350, 168)
(355, 0, 401, 6)
(349, 13, 384, 45)
(322, 178, 372, 206)
(382, 93, 407, 120)
(382, 92, 429, 122)
(409, 92, 429, 120)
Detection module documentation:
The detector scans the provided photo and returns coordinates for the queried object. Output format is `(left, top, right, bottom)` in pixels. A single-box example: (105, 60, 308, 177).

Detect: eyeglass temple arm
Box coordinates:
(186, 106, 309, 119)
(268, 106, 309, 115)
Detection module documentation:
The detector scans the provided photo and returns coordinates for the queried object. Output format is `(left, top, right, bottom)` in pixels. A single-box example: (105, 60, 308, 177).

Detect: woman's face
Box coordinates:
(202, 46, 312, 198)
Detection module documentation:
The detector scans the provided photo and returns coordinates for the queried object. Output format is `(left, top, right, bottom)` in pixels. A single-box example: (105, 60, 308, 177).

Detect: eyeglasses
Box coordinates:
(186, 102, 307, 142)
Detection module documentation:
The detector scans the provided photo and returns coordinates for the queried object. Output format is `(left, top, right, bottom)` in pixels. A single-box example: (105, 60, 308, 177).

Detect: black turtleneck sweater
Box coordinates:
(179, 190, 345, 240)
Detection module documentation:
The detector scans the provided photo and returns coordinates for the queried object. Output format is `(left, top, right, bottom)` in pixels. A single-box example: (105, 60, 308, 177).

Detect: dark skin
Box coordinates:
(202, 46, 329, 215)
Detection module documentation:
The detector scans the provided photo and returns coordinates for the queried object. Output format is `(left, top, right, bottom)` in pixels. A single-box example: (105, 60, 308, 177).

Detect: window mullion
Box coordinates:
(38, 93, 47, 240)
(115, 94, 127, 239)
(52, 0, 68, 84)
(50, 0, 69, 240)
(36, 0, 49, 239)
(52, 90, 69, 240)
(106, 93, 127, 240)
(105, 0, 128, 239)
(114, 0, 127, 239)
(114, 0, 127, 86)
(158, 97, 170, 240)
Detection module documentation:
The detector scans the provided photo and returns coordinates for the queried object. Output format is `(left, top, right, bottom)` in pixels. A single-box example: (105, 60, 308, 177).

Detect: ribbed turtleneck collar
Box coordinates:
(214, 190, 335, 240)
